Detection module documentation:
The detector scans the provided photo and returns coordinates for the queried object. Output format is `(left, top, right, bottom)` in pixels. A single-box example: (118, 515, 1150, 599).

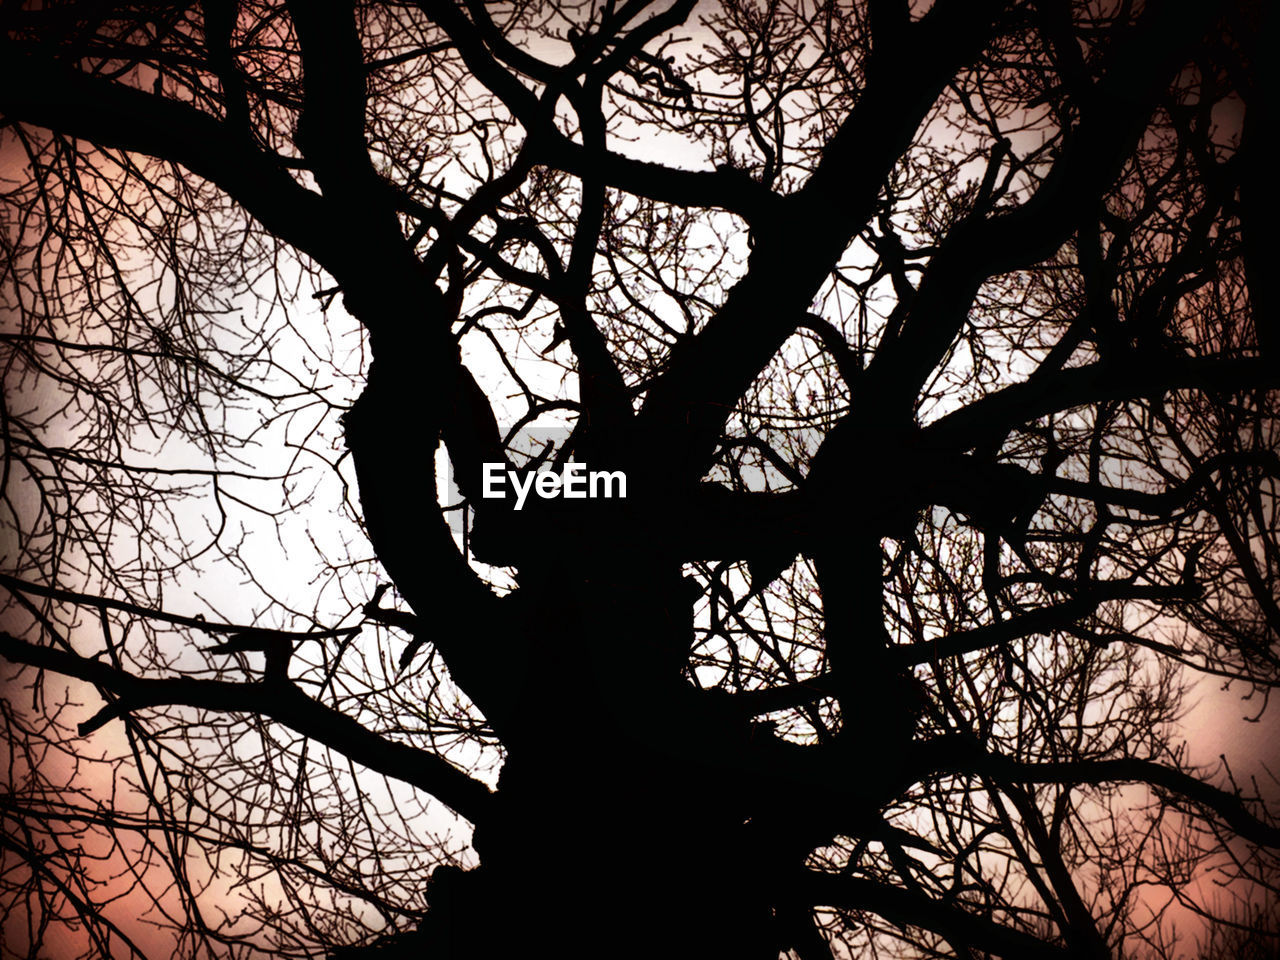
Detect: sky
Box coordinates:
(1, 2, 1276, 958)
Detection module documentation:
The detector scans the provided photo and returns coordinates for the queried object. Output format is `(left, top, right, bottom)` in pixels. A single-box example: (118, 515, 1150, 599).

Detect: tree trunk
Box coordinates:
(422, 568, 786, 959)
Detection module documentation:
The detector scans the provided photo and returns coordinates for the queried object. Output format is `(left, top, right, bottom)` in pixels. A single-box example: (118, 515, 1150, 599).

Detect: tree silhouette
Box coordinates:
(1, 1, 1277, 958)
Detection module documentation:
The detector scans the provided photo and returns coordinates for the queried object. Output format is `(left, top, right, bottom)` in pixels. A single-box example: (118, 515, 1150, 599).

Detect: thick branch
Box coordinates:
(0, 631, 494, 824)
(796, 871, 1071, 959)
(922, 357, 1280, 454)
(0, 43, 337, 269)
(914, 738, 1280, 850)
(863, 0, 1222, 412)
(0, 572, 357, 642)
(636, 0, 1004, 482)
(730, 600, 1098, 716)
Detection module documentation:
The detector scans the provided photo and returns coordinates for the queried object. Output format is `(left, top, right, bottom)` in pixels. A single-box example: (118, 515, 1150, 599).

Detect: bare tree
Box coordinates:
(1, 1, 1276, 958)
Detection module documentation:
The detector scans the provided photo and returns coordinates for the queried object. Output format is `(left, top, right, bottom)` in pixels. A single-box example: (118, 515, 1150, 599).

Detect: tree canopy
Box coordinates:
(0, 1, 1277, 958)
